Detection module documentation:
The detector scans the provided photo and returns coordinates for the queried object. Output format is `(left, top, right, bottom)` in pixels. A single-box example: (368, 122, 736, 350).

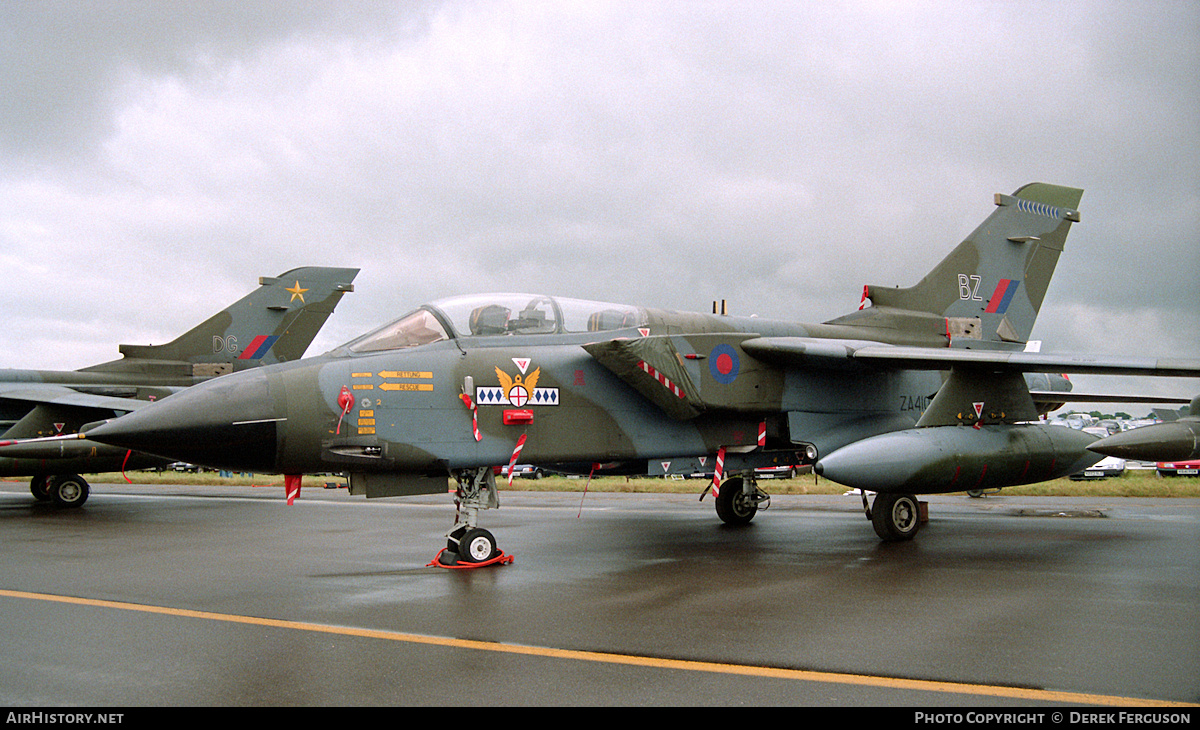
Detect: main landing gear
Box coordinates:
(433, 467, 512, 568)
(712, 474, 923, 542)
(862, 491, 922, 541)
(30, 474, 90, 508)
(712, 475, 771, 526)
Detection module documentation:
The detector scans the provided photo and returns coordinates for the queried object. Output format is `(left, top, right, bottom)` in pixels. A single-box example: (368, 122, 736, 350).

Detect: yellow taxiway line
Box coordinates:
(2, 588, 1194, 707)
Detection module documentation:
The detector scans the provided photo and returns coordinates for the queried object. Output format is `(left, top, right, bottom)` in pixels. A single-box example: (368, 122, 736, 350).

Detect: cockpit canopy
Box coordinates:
(344, 294, 646, 353)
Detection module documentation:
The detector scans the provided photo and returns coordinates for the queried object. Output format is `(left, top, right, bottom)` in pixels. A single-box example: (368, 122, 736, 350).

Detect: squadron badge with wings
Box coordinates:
(496, 366, 539, 407)
(476, 360, 559, 406)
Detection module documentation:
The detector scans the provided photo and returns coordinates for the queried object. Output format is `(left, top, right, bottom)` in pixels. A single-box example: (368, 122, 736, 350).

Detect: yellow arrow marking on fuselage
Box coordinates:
(380, 383, 433, 392)
(378, 371, 432, 379)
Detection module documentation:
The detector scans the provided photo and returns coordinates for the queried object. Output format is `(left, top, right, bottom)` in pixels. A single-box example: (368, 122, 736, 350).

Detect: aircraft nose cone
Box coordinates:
(87, 369, 281, 473)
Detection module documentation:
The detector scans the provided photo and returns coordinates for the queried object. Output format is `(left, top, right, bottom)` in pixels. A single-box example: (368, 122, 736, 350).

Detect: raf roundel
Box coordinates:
(708, 343, 740, 385)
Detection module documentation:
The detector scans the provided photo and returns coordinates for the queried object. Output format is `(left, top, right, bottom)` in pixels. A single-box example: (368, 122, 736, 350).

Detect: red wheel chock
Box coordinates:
(427, 548, 514, 569)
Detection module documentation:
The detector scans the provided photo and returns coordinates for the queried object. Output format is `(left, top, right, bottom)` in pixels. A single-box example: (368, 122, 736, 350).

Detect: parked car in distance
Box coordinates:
(754, 465, 808, 479)
(1157, 460, 1200, 477)
(1069, 455, 1126, 480)
(493, 464, 545, 479)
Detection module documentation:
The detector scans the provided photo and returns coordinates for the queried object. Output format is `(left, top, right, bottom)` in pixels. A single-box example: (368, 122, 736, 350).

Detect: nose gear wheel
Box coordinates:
(430, 467, 513, 568)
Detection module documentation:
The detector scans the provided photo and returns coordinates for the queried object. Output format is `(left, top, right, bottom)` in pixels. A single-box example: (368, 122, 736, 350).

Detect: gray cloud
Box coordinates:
(1, 0, 429, 160)
(1, 1, 1195, 410)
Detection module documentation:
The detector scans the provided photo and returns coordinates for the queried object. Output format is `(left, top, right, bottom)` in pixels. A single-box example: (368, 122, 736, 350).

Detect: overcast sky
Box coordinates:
(1, 1, 1196, 412)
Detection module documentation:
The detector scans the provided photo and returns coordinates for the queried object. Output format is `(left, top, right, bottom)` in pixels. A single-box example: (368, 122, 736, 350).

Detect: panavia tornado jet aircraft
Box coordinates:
(80, 184, 1199, 562)
(0, 266, 358, 506)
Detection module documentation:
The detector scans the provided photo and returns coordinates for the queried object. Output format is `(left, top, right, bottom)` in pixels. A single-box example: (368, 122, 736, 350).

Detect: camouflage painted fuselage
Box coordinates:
(315, 312, 944, 471)
(85, 298, 954, 489)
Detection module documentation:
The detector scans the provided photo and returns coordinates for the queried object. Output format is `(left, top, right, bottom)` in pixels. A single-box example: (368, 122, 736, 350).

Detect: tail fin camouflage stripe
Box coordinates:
(238, 335, 281, 360)
(984, 279, 1021, 315)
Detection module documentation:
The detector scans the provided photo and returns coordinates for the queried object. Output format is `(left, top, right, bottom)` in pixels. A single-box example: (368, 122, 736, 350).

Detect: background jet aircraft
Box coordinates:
(0, 266, 358, 506)
(81, 184, 1200, 562)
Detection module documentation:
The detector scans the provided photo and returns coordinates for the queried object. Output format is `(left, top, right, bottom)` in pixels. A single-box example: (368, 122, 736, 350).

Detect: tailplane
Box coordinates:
(829, 183, 1082, 349)
(83, 266, 358, 378)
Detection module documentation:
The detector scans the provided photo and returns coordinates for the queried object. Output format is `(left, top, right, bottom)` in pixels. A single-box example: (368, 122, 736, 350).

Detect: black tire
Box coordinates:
(30, 476, 52, 502)
(50, 475, 89, 508)
(967, 490, 984, 498)
(458, 527, 498, 563)
(714, 477, 757, 526)
(871, 493, 920, 541)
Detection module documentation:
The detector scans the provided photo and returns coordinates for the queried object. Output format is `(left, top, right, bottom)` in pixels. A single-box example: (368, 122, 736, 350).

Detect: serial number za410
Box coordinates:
(899, 394, 932, 412)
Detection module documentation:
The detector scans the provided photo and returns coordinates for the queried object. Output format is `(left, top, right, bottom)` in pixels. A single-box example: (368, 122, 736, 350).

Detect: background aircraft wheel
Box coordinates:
(459, 527, 498, 563)
(714, 477, 757, 525)
(30, 476, 52, 502)
(967, 490, 984, 498)
(49, 475, 89, 508)
(871, 492, 920, 541)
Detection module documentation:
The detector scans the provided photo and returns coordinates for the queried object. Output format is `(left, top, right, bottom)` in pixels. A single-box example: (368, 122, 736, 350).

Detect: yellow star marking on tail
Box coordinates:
(286, 281, 308, 303)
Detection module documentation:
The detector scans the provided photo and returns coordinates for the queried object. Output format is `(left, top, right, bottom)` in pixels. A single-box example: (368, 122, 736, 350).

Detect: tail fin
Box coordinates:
(84, 266, 358, 377)
(830, 183, 1083, 348)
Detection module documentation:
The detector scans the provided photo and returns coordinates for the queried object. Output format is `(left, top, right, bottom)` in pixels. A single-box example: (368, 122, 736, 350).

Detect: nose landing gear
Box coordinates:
(431, 466, 513, 568)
